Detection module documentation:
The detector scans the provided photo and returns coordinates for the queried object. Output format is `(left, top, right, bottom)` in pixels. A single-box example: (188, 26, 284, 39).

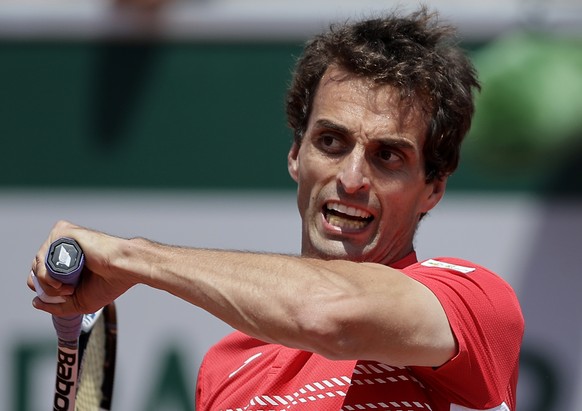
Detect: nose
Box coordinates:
(337, 149, 371, 194)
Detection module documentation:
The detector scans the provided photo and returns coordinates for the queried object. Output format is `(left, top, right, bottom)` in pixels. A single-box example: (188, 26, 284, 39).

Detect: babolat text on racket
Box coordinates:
(35, 238, 118, 411)
(45, 238, 85, 411)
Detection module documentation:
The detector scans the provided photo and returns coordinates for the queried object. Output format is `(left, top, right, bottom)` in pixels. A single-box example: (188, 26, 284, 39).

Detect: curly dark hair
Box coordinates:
(286, 7, 480, 181)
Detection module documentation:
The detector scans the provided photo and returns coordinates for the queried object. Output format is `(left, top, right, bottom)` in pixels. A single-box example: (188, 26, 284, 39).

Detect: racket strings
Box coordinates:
(76, 314, 106, 410)
(74, 304, 117, 411)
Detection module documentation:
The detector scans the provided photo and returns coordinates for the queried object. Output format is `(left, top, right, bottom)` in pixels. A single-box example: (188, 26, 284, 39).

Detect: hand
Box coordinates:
(28, 220, 136, 316)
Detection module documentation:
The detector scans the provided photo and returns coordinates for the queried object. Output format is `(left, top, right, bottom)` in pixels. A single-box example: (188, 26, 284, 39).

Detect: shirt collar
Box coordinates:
(389, 251, 418, 269)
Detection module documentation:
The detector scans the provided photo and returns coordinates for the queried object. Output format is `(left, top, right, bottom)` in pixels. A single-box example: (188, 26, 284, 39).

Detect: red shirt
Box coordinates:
(196, 254, 524, 411)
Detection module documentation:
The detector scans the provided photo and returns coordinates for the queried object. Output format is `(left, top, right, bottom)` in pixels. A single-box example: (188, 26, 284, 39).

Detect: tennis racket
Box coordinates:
(75, 302, 118, 411)
(38, 238, 118, 411)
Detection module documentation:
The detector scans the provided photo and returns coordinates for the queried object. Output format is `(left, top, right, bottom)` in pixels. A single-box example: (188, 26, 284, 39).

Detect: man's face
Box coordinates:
(288, 66, 446, 264)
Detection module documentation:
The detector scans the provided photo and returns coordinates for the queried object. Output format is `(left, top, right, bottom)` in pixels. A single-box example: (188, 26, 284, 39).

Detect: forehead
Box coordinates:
(312, 65, 427, 136)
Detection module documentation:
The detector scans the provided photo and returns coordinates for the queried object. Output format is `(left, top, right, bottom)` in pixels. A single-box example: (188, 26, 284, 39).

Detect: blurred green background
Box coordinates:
(1, 32, 580, 195)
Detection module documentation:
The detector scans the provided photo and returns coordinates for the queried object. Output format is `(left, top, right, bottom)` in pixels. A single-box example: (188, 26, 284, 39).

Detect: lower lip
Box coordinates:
(319, 212, 371, 235)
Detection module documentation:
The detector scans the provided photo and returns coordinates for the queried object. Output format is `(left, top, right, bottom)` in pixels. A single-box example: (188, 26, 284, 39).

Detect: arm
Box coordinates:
(29, 220, 456, 367)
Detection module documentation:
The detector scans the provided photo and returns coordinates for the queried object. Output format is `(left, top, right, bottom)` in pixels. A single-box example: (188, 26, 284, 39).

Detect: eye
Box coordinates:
(376, 147, 403, 168)
(316, 134, 346, 154)
(321, 135, 336, 148)
(378, 148, 396, 161)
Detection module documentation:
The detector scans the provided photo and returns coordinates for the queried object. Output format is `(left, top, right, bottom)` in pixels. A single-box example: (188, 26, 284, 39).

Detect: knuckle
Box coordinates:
(33, 255, 42, 271)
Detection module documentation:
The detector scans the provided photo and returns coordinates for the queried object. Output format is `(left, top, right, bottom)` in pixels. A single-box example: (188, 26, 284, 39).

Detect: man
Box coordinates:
(29, 7, 524, 411)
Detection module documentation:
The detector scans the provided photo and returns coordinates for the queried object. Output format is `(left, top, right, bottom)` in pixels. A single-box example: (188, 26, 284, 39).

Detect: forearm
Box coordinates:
(30, 221, 454, 366)
(117, 237, 455, 366)
(121, 237, 346, 350)
(29, 220, 323, 345)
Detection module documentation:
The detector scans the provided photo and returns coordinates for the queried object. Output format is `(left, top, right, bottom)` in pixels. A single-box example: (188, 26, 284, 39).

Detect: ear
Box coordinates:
(287, 142, 300, 183)
(420, 176, 447, 214)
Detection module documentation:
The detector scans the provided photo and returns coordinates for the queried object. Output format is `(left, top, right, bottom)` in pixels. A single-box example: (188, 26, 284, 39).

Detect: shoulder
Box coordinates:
(404, 256, 516, 295)
(407, 256, 495, 276)
(402, 256, 524, 336)
(405, 258, 523, 409)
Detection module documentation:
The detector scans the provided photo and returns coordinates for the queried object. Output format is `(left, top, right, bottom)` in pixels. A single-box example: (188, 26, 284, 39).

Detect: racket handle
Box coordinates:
(45, 238, 85, 342)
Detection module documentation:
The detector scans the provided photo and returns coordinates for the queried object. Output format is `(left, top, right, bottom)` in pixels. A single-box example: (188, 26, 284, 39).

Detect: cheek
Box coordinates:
(296, 154, 328, 189)
(379, 184, 426, 221)
(295, 184, 309, 219)
(295, 162, 330, 214)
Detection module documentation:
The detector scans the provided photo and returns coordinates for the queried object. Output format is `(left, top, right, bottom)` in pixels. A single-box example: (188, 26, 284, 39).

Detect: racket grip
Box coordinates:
(45, 238, 85, 342)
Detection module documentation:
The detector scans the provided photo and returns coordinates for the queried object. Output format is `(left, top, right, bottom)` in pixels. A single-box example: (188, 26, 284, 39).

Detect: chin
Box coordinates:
(304, 238, 372, 262)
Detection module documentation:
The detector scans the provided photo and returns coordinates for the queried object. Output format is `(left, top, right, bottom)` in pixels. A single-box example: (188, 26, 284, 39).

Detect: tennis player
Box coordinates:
(29, 7, 524, 411)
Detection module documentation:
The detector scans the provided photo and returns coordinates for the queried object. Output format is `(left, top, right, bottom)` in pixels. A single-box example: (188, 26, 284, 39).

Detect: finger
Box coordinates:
(32, 295, 64, 315)
(32, 254, 62, 290)
(27, 271, 36, 291)
(31, 272, 66, 304)
(32, 295, 79, 316)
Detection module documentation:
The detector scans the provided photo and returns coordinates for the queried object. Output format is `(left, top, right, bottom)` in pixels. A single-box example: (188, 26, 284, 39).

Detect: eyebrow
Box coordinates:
(314, 119, 350, 135)
(313, 118, 417, 152)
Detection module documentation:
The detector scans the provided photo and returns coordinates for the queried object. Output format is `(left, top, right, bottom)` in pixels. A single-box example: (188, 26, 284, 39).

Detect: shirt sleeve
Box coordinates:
(404, 257, 524, 409)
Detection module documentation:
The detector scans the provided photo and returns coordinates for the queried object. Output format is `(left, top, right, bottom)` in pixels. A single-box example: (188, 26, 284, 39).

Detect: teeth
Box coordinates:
(327, 214, 369, 230)
(326, 202, 372, 219)
(324, 202, 373, 230)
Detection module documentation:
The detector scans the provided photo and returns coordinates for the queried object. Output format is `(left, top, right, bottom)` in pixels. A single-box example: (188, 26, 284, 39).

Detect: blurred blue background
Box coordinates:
(1, 1, 581, 410)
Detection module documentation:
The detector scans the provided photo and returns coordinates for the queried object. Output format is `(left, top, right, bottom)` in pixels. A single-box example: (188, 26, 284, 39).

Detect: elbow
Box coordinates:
(293, 303, 359, 360)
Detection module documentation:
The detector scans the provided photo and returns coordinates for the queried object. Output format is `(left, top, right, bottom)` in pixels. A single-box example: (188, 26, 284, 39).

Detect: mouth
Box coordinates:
(323, 201, 374, 231)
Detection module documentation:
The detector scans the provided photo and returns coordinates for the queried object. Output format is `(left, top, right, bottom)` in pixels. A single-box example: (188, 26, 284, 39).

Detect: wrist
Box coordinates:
(115, 236, 159, 288)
